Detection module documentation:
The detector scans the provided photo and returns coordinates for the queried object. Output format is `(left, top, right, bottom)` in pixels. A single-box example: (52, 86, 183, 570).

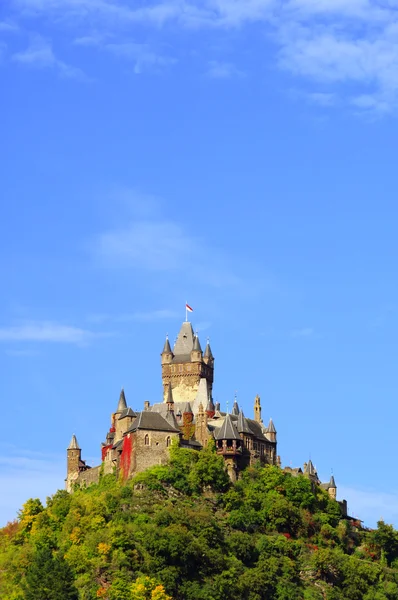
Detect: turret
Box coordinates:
(161, 335, 173, 365)
(195, 401, 209, 446)
(191, 334, 203, 362)
(67, 434, 81, 483)
(203, 340, 214, 365)
(232, 396, 239, 416)
(265, 418, 276, 443)
(206, 395, 215, 419)
(328, 475, 337, 500)
(254, 395, 262, 423)
(116, 389, 127, 414)
(166, 384, 174, 412)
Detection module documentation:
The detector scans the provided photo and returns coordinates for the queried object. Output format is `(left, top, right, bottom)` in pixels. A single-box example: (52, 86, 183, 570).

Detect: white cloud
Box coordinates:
(206, 60, 244, 78)
(12, 34, 87, 80)
(0, 446, 65, 526)
(291, 327, 314, 337)
(87, 309, 179, 323)
(0, 20, 19, 32)
(0, 321, 98, 344)
(10, 0, 398, 112)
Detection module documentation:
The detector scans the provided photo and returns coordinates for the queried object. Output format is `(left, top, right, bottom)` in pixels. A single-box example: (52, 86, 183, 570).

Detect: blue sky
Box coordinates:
(1, 0, 398, 528)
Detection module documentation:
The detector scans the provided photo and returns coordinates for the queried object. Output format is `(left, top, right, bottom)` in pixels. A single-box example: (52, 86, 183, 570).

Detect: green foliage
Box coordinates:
(1, 447, 397, 600)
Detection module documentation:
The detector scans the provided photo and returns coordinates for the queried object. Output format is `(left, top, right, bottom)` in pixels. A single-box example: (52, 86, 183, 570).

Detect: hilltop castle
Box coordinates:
(66, 320, 339, 505)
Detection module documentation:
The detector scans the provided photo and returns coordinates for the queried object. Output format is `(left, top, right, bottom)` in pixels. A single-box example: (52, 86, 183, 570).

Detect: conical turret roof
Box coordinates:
(237, 410, 251, 434)
(304, 460, 316, 476)
(232, 397, 239, 416)
(206, 395, 215, 413)
(173, 322, 195, 355)
(193, 334, 202, 352)
(162, 336, 172, 353)
(329, 475, 336, 488)
(215, 414, 241, 440)
(68, 434, 80, 450)
(166, 384, 174, 405)
(266, 418, 276, 433)
(204, 340, 213, 359)
(116, 389, 127, 413)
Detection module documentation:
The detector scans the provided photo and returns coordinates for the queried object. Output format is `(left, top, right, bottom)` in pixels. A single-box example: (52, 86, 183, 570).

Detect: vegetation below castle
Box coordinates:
(2, 443, 398, 600)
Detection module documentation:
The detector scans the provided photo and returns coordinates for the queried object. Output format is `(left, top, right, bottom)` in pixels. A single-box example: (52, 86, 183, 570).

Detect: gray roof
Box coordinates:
(232, 399, 239, 416)
(166, 384, 174, 404)
(329, 475, 336, 488)
(215, 402, 221, 411)
(237, 411, 251, 434)
(193, 335, 202, 352)
(127, 411, 180, 433)
(304, 460, 316, 476)
(266, 418, 276, 433)
(165, 408, 180, 429)
(118, 407, 137, 420)
(204, 341, 213, 359)
(116, 389, 127, 413)
(215, 413, 241, 440)
(173, 322, 195, 356)
(162, 336, 172, 353)
(68, 434, 80, 450)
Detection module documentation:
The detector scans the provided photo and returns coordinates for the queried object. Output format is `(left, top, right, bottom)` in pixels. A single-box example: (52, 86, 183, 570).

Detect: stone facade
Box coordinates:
(66, 320, 341, 504)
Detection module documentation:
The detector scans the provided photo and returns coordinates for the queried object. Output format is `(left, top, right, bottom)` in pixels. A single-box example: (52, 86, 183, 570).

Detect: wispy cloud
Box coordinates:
(0, 20, 19, 32)
(9, 0, 398, 112)
(0, 321, 99, 345)
(206, 60, 245, 79)
(291, 327, 314, 338)
(93, 195, 244, 288)
(0, 445, 65, 526)
(87, 309, 179, 324)
(12, 34, 88, 80)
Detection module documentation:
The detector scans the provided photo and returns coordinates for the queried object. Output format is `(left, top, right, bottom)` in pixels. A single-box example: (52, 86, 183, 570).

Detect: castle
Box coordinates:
(66, 320, 340, 505)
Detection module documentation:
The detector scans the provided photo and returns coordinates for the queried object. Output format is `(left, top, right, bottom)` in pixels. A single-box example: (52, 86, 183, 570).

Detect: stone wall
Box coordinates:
(77, 465, 101, 488)
(134, 429, 180, 474)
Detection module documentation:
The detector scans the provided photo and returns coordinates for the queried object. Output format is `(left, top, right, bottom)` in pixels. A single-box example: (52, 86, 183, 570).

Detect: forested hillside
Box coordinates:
(1, 442, 398, 600)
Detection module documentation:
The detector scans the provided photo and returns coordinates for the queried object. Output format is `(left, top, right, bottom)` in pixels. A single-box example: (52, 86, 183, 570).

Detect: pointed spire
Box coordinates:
(193, 334, 202, 352)
(267, 418, 276, 433)
(162, 335, 172, 354)
(204, 339, 213, 359)
(215, 401, 221, 412)
(329, 475, 336, 488)
(237, 410, 251, 434)
(206, 395, 215, 413)
(232, 394, 239, 416)
(173, 322, 195, 355)
(68, 434, 80, 450)
(116, 388, 127, 413)
(215, 414, 241, 440)
(167, 384, 174, 406)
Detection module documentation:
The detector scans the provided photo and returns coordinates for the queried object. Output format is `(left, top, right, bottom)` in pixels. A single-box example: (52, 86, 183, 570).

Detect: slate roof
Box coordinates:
(204, 341, 213, 359)
(127, 411, 180, 433)
(215, 414, 241, 440)
(68, 434, 80, 450)
(304, 460, 316, 476)
(232, 399, 239, 416)
(193, 335, 202, 352)
(265, 418, 276, 433)
(162, 336, 172, 353)
(173, 322, 195, 356)
(116, 389, 127, 413)
(237, 411, 252, 434)
(118, 407, 137, 420)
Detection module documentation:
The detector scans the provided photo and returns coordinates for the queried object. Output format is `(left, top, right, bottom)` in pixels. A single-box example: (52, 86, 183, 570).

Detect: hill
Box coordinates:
(1, 442, 398, 600)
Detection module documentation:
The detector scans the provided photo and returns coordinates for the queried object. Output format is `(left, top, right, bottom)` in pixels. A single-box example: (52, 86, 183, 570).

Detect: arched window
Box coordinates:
(166, 436, 171, 447)
(144, 434, 150, 446)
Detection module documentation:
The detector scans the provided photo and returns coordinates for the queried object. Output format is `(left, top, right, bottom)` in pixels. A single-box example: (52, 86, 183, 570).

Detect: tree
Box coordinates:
(130, 576, 172, 600)
(23, 546, 78, 600)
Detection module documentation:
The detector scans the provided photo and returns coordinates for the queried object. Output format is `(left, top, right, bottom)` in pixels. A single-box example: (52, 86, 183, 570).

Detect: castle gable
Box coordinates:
(127, 411, 180, 433)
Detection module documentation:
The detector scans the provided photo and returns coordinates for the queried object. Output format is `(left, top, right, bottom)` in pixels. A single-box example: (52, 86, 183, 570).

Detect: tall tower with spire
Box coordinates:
(161, 322, 214, 404)
(66, 434, 81, 492)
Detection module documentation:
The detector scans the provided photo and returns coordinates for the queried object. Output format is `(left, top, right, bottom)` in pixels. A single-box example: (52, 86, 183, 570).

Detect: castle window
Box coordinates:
(144, 434, 150, 446)
(166, 436, 171, 447)
(179, 365, 183, 372)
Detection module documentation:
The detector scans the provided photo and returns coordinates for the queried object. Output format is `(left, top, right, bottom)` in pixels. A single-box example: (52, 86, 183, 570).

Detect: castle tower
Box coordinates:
(195, 402, 209, 447)
(254, 395, 262, 423)
(328, 475, 337, 500)
(66, 434, 81, 492)
(265, 418, 277, 443)
(215, 414, 241, 482)
(161, 322, 214, 403)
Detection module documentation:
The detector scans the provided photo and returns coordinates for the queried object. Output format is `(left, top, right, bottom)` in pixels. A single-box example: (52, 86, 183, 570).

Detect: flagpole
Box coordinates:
(185, 301, 188, 322)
